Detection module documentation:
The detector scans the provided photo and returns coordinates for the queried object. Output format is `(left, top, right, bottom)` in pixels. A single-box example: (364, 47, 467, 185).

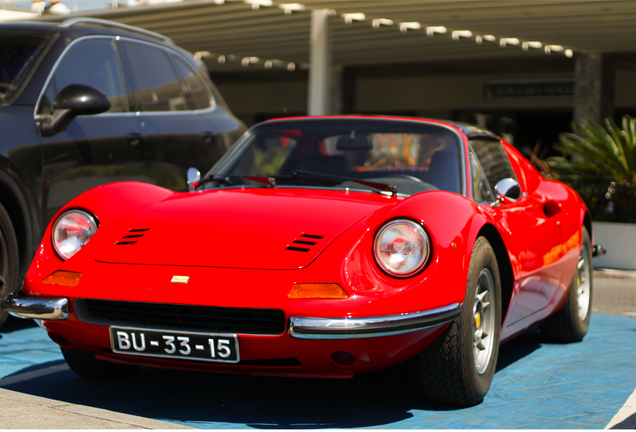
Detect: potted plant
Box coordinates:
(547, 115, 636, 269)
(547, 116, 636, 223)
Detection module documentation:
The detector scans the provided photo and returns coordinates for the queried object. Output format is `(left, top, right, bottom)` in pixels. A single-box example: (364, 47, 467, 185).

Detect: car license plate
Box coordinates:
(109, 326, 239, 363)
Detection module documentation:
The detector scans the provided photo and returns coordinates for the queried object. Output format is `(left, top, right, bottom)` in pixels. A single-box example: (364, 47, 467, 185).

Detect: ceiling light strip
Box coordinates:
(207, 2, 576, 70)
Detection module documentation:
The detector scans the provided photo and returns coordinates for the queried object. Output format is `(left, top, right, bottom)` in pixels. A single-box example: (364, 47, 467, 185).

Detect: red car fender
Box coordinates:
(26, 182, 176, 287)
(311, 190, 501, 312)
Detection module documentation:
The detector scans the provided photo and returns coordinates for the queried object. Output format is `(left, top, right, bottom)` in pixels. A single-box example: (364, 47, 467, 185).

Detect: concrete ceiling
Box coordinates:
(35, 0, 636, 73)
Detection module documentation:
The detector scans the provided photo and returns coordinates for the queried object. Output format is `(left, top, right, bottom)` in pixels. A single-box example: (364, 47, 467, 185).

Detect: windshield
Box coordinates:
(0, 31, 52, 103)
(208, 119, 463, 196)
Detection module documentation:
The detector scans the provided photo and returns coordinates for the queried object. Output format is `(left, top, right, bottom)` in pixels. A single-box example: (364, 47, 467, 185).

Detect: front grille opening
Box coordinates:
(78, 299, 286, 336)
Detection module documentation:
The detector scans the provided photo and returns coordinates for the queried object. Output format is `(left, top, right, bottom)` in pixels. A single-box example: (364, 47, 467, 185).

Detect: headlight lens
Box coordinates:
(374, 219, 430, 277)
(52, 210, 98, 260)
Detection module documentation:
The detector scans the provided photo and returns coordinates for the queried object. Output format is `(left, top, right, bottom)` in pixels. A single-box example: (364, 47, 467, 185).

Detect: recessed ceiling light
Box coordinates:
(372, 18, 393, 28)
(452, 30, 472, 40)
(400, 22, 421, 32)
(426, 26, 447, 36)
(500, 38, 520, 47)
(342, 13, 365, 24)
(279, 3, 304, 14)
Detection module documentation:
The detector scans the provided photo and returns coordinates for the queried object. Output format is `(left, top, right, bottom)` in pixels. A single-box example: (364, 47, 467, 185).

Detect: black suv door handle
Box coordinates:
(202, 131, 217, 144)
(126, 133, 146, 147)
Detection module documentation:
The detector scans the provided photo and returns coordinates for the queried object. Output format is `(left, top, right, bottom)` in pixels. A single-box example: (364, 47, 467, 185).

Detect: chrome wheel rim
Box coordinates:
(473, 268, 496, 375)
(577, 244, 591, 321)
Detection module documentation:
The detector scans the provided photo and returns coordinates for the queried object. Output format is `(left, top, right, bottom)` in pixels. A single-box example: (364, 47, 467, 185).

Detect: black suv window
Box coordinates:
(39, 37, 127, 114)
(470, 139, 517, 194)
(122, 41, 188, 112)
(170, 54, 212, 110)
(0, 31, 52, 103)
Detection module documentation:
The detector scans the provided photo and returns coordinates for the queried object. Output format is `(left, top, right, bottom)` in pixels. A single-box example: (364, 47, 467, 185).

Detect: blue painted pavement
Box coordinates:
(0, 313, 635, 429)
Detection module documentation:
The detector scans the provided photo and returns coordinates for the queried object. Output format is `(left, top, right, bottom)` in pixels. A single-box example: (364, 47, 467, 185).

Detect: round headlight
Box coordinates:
(373, 219, 430, 277)
(52, 210, 98, 260)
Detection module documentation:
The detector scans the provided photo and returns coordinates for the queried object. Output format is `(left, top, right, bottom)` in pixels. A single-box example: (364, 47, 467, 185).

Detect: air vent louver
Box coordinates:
(116, 229, 149, 245)
(285, 233, 324, 252)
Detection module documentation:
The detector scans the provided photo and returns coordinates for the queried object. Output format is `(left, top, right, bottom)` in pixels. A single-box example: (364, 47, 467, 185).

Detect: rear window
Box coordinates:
(0, 31, 52, 103)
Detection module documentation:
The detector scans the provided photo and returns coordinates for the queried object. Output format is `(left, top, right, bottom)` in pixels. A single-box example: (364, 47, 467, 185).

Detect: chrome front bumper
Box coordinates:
(1, 293, 68, 320)
(289, 303, 461, 339)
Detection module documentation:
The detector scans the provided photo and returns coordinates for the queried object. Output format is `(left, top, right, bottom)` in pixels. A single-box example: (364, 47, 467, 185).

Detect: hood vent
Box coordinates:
(116, 229, 149, 245)
(286, 233, 324, 253)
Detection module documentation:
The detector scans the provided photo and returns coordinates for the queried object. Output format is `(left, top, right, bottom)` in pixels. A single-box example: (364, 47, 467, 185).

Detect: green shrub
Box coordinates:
(547, 116, 636, 223)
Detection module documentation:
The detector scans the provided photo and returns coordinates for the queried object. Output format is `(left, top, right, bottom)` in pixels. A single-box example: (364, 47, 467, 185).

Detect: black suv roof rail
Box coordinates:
(60, 17, 173, 44)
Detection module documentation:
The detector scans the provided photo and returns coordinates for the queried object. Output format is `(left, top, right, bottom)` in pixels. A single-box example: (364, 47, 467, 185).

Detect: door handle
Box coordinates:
(202, 131, 217, 144)
(126, 133, 146, 147)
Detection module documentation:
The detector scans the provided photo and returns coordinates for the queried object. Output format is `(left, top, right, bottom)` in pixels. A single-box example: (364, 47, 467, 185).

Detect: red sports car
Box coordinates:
(3, 116, 598, 406)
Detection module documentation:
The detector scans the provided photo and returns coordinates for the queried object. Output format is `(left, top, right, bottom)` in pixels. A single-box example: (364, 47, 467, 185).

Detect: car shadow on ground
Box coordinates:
(0, 316, 38, 334)
(0, 329, 544, 429)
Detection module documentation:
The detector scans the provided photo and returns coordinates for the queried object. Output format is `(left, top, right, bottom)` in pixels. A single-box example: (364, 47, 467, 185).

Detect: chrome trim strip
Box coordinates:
(289, 303, 461, 339)
(1, 293, 68, 320)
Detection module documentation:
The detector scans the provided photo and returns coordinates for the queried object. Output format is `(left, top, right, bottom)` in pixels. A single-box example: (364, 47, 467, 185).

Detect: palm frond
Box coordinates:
(546, 115, 636, 222)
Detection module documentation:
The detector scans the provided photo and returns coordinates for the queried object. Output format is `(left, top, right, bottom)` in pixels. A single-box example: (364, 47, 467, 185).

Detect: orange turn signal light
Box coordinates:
(287, 283, 349, 299)
(41, 271, 82, 287)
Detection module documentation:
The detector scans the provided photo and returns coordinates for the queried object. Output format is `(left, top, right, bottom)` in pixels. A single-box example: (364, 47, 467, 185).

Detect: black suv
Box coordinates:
(0, 18, 246, 325)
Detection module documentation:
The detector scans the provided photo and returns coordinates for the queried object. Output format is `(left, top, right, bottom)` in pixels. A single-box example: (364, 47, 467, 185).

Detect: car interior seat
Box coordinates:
(427, 150, 460, 193)
(299, 154, 349, 177)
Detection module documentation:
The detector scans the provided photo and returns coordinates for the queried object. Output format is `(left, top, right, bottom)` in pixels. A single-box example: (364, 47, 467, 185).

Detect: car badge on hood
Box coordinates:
(171, 276, 190, 284)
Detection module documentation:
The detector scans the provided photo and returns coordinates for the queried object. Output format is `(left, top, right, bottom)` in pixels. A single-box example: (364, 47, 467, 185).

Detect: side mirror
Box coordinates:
(494, 178, 521, 203)
(39, 84, 111, 137)
(187, 167, 201, 191)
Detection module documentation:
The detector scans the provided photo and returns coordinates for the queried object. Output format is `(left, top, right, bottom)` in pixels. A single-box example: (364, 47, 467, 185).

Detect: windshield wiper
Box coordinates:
(196, 174, 235, 188)
(197, 171, 398, 196)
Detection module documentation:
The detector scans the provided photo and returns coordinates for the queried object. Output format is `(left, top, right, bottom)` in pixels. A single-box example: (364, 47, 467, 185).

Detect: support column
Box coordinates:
(573, 51, 614, 126)
(308, 9, 332, 116)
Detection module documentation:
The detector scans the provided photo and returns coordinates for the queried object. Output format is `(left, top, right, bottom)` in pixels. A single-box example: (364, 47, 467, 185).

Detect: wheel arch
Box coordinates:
(476, 223, 514, 323)
(0, 169, 35, 283)
(583, 208, 593, 244)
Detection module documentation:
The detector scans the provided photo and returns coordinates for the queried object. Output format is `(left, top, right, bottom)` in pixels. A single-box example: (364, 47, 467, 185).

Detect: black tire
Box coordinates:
(540, 227, 592, 343)
(62, 347, 141, 379)
(416, 237, 502, 406)
(0, 202, 20, 328)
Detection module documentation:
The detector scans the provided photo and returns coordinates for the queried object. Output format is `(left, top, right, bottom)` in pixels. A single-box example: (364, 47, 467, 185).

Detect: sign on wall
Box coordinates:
(483, 81, 574, 98)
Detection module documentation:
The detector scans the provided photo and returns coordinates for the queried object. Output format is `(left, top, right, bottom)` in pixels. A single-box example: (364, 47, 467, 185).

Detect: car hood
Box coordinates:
(95, 188, 395, 269)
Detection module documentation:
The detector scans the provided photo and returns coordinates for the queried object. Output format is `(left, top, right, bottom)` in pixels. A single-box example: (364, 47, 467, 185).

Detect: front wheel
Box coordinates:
(540, 227, 592, 342)
(416, 237, 502, 406)
(0, 202, 19, 328)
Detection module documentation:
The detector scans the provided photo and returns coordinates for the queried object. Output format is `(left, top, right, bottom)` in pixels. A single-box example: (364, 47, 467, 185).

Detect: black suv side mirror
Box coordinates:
(39, 84, 111, 137)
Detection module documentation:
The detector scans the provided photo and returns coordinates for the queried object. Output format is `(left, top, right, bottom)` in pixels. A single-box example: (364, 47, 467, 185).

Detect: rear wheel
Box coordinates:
(416, 237, 502, 406)
(0, 202, 19, 328)
(540, 227, 592, 342)
(62, 347, 141, 379)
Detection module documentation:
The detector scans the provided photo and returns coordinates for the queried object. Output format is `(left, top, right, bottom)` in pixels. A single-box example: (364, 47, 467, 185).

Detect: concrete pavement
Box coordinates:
(0, 387, 190, 429)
